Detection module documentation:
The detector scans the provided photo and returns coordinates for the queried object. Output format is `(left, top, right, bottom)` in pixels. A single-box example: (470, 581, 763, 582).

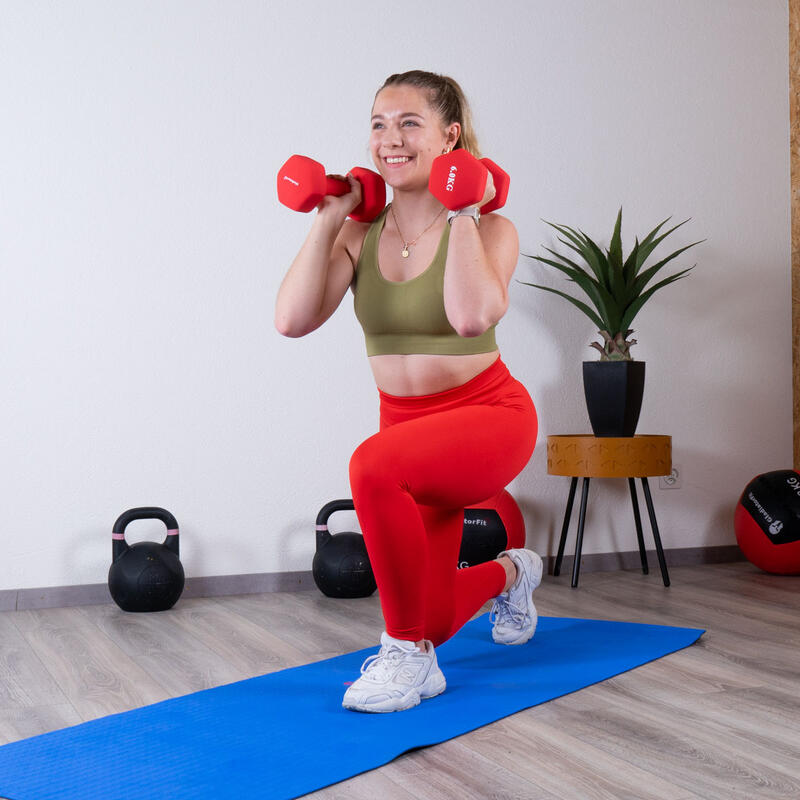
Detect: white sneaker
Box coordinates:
(490, 549, 543, 645)
(342, 631, 446, 713)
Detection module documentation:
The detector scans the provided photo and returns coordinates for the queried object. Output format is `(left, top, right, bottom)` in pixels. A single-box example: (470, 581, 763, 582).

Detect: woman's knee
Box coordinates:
(349, 434, 398, 495)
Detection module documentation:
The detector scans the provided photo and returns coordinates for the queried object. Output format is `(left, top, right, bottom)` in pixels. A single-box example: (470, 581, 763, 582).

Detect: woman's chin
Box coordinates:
(383, 175, 428, 194)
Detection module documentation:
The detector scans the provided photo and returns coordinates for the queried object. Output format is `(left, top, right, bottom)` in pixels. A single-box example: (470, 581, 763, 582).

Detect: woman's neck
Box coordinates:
(388, 188, 446, 233)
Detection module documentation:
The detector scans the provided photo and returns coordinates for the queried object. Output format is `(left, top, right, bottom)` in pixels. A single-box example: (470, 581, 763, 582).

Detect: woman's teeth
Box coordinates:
(386, 156, 411, 164)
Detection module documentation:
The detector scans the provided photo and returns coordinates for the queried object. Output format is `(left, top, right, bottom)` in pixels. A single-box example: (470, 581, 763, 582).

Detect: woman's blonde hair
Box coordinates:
(376, 70, 481, 158)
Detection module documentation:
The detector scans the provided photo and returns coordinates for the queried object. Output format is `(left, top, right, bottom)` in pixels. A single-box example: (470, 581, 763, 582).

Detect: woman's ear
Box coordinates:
(446, 121, 461, 150)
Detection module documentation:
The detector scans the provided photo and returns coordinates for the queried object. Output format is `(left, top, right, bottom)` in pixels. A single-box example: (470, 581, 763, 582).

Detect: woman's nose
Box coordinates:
(383, 124, 403, 146)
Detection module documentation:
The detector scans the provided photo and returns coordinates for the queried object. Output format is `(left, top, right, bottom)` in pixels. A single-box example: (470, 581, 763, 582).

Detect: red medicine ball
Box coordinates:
(734, 470, 800, 574)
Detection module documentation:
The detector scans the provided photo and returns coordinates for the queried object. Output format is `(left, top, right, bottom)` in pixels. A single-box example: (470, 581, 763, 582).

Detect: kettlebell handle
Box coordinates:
(315, 499, 355, 551)
(112, 507, 180, 561)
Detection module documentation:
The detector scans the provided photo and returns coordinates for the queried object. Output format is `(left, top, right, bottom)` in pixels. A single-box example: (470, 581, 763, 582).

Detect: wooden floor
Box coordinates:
(1, 561, 799, 799)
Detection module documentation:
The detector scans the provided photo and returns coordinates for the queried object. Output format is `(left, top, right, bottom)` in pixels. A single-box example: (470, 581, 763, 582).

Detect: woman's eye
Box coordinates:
(371, 121, 418, 130)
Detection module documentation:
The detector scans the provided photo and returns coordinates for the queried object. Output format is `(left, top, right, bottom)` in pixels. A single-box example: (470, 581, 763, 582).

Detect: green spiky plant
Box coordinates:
(520, 208, 705, 361)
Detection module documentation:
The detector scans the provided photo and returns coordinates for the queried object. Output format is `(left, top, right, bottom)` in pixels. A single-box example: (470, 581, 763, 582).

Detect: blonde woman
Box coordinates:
(276, 70, 542, 713)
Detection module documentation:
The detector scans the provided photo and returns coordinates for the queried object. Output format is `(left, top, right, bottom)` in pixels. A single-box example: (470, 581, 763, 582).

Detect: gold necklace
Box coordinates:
(390, 203, 445, 258)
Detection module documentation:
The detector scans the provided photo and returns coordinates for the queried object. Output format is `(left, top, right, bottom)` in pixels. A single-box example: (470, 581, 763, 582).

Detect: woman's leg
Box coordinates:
(418, 503, 511, 646)
(349, 400, 537, 645)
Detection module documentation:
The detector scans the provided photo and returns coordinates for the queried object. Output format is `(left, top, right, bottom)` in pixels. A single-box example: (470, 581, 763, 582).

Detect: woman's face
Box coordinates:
(370, 85, 460, 191)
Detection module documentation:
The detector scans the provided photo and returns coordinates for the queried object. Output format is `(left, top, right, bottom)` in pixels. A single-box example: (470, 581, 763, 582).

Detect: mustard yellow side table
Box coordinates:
(546, 434, 672, 588)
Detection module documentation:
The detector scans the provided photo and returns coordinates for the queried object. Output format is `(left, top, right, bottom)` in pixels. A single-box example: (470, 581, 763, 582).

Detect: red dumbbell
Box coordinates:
(277, 155, 386, 223)
(428, 149, 510, 214)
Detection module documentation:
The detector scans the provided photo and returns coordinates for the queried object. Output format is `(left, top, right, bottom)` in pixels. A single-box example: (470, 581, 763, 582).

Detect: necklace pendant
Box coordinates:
(401, 247, 410, 258)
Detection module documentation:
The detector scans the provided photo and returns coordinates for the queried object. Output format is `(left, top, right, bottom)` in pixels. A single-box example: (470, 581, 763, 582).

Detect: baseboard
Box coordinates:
(0, 546, 746, 612)
(545, 544, 747, 575)
(0, 571, 316, 612)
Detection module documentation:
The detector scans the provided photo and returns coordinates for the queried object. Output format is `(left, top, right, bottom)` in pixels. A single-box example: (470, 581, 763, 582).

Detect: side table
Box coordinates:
(546, 434, 672, 588)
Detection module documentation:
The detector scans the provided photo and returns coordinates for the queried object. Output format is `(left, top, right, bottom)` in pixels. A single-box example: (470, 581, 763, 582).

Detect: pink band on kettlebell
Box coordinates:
(112, 533, 125, 540)
(315, 524, 328, 531)
(167, 529, 179, 536)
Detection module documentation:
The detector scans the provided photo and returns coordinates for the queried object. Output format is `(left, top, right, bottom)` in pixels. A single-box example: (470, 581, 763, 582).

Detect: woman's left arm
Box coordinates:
(443, 213, 520, 337)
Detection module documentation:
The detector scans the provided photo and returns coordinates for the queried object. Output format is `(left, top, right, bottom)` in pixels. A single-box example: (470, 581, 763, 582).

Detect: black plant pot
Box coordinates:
(582, 360, 646, 437)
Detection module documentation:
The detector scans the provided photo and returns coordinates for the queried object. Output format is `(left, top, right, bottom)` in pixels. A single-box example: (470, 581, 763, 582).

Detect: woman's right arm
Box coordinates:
(274, 174, 363, 338)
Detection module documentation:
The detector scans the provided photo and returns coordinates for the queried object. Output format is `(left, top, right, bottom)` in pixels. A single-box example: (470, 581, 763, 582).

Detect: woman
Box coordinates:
(275, 70, 542, 713)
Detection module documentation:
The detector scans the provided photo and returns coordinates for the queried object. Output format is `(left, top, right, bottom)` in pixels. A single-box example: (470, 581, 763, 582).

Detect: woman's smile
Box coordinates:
(384, 155, 414, 167)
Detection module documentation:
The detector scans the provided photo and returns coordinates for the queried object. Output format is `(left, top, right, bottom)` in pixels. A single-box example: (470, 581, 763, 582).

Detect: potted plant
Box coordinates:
(520, 208, 704, 436)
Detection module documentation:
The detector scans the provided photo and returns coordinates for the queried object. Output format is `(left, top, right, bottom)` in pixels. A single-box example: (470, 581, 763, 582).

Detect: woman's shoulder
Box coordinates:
(341, 209, 383, 266)
(479, 212, 519, 245)
(480, 211, 516, 231)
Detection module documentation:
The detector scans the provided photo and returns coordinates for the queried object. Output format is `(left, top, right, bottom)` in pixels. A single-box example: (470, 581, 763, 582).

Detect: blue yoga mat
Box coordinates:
(0, 614, 703, 800)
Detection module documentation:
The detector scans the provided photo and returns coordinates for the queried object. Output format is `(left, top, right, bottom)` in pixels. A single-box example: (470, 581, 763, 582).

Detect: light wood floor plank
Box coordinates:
(302, 768, 422, 800)
(0, 613, 70, 710)
(10, 608, 170, 721)
(592, 674, 800, 768)
(380, 739, 561, 800)
(0, 704, 83, 746)
(697, 570, 800, 608)
(219, 591, 380, 660)
(168, 596, 310, 675)
(538, 676, 800, 799)
(604, 654, 798, 739)
(461, 714, 703, 800)
(79, 602, 246, 696)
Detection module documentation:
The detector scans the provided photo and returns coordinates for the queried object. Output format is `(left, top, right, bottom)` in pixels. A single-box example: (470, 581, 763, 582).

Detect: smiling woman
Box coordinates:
(275, 69, 541, 714)
(358, 74, 519, 391)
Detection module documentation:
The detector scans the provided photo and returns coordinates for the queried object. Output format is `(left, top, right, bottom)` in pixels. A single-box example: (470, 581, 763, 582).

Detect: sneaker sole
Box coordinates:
(492, 609, 538, 645)
(342, 671, 447, 713)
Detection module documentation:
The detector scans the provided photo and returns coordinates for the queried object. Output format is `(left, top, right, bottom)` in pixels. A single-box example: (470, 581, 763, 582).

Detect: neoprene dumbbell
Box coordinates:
(428, 149, 510, 214)
(277, 155, 386, 223)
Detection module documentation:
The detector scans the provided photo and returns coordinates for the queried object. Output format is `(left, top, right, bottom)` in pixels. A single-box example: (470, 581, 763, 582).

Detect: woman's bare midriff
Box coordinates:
(368, 350, 500, 397)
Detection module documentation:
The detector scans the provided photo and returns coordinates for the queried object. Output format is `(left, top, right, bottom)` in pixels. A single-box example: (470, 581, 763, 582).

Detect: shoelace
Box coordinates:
(359, 643, 415, 679)
(490, 595, 528, 627)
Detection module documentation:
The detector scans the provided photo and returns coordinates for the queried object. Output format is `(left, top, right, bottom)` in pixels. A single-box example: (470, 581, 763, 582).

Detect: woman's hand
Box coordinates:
(478, 169, 496, 209)
(316, 173, 363, 224)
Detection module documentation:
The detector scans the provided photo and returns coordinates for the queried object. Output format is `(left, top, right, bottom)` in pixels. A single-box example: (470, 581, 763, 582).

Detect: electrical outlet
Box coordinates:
(659, 464, 682, 489)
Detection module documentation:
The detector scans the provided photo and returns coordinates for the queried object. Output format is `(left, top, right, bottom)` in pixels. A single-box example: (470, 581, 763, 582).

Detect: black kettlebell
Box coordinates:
(312, 499, 376, 598)
(108, 507, 185, 612)
(458, 507, 508, 568)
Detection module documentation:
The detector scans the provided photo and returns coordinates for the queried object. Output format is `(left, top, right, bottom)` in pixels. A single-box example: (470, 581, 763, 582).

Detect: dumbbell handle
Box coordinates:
(279, 172, 351, 200)
(478, 158, 510, 215)
(278, 155, 385, 222)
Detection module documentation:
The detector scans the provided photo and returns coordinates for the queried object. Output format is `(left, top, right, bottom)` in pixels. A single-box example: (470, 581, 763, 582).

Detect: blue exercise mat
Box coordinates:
(0, 614, 703, 800)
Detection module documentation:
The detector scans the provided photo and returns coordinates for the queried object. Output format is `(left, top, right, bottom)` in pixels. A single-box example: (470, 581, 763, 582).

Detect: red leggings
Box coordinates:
(349, 356, 538, 647)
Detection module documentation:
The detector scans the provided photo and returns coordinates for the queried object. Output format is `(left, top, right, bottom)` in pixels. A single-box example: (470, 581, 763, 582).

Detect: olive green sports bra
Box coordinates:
(352, 206, 498, 356)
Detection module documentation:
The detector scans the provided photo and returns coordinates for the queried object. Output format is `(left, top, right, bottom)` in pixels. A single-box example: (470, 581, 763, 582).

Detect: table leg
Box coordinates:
(554, 477, 578, 577)
(571, 478, 590, 588)
(641, 477, 670, 587)
(628, 478, 649, 574)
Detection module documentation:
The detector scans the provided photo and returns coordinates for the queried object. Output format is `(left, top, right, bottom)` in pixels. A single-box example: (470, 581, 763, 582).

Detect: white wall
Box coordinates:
(0, 0, 790, 591)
